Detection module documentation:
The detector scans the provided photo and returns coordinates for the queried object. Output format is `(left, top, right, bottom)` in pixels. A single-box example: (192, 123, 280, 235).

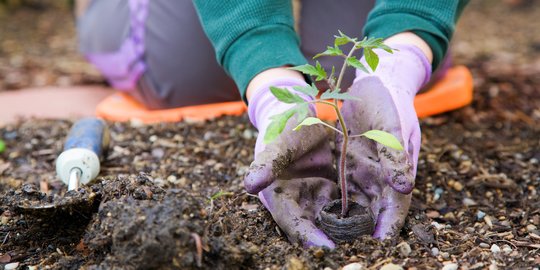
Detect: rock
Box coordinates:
(463, 198, 477, 206)
(242, 129, 254, 140)
(380, 263, 403, 270)
(151, 148, 165, 159)
(434, 188, 444, 201)
(502, 245, 512, 254)
(342, 262, 363, 270)
(431, 247, 440, 256)
(426, 210, 440, 218)
(476, 210, 486, 220)
(444, 212, 456, 221)
(4, 262, 19, 270)
(398, 242, 412, 257)
(479, 243, 490, 248)
(313, 248, 325, 259)
(490, 244, 501, 253)
(441, 263, 458, 270)
(527, 224, 537, 232)
(441, 252, 450, 259)
(488, 262, 498, 270)
(286, 257, 305, 270)
(452, 181, 464, 191)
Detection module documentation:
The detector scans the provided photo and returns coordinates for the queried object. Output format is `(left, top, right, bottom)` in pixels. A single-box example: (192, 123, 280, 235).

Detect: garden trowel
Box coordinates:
(17, 117, 109, 215)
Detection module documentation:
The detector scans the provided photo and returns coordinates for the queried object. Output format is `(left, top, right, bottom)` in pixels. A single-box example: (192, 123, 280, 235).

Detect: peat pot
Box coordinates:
(319, 199, 375, 243)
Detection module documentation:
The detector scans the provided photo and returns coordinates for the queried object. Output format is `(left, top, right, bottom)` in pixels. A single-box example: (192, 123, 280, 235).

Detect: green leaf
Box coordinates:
(270, 86, 305, 104)
(292, 84, 319, 97)
(289, 61, 327, 81)
(264, 108, 297, 144)
(364, 48, 379, 71)
(314, 46, 344, 59)
(295, 103, 310, 123)
(0, 139, 5, 153)
(320, 89, 360, 101)
(293, 117, 324, 131)
(346, 56, 369, 74)
(334, 30, 357, 46)
(361, 130, 404, 151)
(356, 37, 394, 53)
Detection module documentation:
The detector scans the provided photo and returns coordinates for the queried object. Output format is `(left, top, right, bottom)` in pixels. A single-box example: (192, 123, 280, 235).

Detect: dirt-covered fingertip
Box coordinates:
(302, 229, 336, 249)
(244, 166, 274, 194)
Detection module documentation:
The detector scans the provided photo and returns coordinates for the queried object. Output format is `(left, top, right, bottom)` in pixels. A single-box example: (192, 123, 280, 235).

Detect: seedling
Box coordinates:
(265, 31, 404, 217)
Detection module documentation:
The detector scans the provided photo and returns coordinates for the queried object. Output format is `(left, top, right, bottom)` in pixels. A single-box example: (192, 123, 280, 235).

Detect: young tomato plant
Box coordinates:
(264, 31, 404, 217)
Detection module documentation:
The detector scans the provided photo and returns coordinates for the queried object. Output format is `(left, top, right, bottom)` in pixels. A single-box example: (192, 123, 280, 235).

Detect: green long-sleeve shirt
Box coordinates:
(193, 0, 469, 101)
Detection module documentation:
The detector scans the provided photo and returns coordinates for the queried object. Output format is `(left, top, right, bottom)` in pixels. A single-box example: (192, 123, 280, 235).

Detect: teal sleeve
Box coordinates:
(192, 0, 308, 102)
(363, 0, 469, 71)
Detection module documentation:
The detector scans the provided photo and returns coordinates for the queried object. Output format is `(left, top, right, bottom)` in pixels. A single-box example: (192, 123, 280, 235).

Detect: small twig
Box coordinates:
(368, 258, 393, 270)
(191, 233, 203, 267)
(1, 232, 10, 246)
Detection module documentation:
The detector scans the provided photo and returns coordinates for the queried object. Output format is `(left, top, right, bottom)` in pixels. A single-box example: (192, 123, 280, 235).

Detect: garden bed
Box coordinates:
(1, 62, 539, 269)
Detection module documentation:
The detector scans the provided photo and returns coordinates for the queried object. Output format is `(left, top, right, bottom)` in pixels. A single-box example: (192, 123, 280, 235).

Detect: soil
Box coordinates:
(1, 0, 540, 269)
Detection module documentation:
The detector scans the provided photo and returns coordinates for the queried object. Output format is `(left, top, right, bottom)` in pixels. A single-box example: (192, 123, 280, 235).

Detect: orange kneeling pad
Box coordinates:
(96, 66, 473, 123)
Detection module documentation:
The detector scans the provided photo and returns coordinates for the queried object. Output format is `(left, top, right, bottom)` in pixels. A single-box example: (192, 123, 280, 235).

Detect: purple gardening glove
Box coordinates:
(339, 44, 431, 239)
(245, 78, 338, 248)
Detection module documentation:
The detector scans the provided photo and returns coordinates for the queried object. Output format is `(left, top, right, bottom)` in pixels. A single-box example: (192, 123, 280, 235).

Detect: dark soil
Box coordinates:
(1, 0, 540, 269)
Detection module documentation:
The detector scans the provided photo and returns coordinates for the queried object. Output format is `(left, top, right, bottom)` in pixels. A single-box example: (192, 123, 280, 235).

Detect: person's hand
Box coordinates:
(339, 44, 431, 239)
(245, 78, 338, 248)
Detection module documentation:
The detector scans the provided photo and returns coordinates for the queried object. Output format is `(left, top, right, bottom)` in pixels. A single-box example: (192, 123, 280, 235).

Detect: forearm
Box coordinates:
(192, 0, 308, 102)
(364, 0, 469, 70)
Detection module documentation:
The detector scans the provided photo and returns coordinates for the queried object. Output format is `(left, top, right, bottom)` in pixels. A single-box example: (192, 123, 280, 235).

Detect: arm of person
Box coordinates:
(364, 0, 469, 71)
(192, 0, 307, 103)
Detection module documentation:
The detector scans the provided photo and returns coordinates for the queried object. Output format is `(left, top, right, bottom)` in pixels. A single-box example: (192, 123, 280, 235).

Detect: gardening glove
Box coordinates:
(340, 44, 431, 239)
(245, 78, 338, 248)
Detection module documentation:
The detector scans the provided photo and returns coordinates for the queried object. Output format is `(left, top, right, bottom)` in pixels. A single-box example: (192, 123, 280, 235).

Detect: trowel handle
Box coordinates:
(64, 118, 109, 158)
(56, 118, 110, 186)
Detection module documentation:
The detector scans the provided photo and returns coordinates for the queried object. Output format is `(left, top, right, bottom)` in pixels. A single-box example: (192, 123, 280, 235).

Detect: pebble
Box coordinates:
(463, 198, 477, 206)
(342, 262, 364, 270)
(484, 216, 493, 228)
(490, 244, 501, 253)
(476, 210, 486, 220)
(431, 247, 440, 256)
(527, 224, 537, 232)
(444, 212, 456, 221)
(242, 129, 255, 140)
(479, 243, 490, 248)
(287, 257, 305, 270)
(488, 262, 498, 270)
(452, 181, 464, 191)
(398, 242, 411, 257)
(441, 252, 450, 259)
(380, 263, 403, 270)
(426, 210, 440, 218)
(441, 263, 458, 270)
(502, 245, 512, 254)
(4, 262, 19, 270)
(434, 187, 444, 201)
(431, 221, 445, 230)
(313, 248, 325, 259)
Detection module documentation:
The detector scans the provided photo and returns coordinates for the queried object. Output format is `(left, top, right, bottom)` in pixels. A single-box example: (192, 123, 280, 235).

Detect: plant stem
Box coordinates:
(335, 108, 349, 217)
(334, 43, 359, 217)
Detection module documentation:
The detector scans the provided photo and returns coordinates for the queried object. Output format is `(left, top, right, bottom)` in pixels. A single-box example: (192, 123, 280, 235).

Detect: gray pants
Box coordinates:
(77, 0, 374, 109)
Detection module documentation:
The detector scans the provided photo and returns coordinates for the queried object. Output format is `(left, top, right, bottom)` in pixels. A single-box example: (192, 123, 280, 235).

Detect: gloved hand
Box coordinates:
(339, 44, 431, 239)
(245, 78, 337, 248)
